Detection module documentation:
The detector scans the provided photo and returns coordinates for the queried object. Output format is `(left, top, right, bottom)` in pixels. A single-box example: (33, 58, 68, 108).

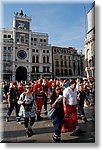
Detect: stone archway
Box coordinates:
(16, 66, 27, 81)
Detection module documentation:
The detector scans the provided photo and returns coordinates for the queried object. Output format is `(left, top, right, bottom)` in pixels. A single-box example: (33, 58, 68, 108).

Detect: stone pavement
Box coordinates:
(0, 102, 95, 143)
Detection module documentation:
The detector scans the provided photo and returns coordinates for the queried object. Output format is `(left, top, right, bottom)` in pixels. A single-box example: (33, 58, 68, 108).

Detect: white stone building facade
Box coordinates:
(84, 2, 95, 78)
(0, 10, 52, 81)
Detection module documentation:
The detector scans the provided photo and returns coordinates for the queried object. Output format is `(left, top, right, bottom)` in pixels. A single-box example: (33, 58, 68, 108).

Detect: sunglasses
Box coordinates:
(26, 87, 31, 89)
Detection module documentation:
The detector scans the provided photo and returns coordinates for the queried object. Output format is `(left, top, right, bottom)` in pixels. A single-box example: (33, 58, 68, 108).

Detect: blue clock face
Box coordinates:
(16, 21, 29, 30)
(17, 50, 27, 59)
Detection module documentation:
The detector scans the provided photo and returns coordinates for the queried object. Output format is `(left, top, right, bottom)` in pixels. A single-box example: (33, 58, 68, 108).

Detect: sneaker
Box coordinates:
(6, 117, 9, 122)
(16, 117, 21, 122)
(37, 116, 44, 121)
(76, 129, 86, 133)
(16, 119, 20, 122)
(44, 111, 47, 115)
(83, 117, 88, 123)
(26, 131, 32, 137)
(77, 115, 82, 120)
(17, 121, 23, 124)
(28, 129, 34, 135)
(52, 136, 61, 143)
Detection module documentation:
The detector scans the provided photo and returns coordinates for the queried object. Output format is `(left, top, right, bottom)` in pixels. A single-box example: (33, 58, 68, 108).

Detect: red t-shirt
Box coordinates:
(48, 81, 52, 89)
(18, 86, 24, 95)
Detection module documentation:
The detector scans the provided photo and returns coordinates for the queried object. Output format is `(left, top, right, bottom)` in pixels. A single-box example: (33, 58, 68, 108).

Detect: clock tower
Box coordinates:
(13, 9, 31, 30)
(12, 9, 32, 81)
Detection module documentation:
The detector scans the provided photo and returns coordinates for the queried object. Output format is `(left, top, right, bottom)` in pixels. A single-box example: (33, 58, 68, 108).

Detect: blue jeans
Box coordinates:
(78, 105, 85, 117)
(52, 116, 63, 137)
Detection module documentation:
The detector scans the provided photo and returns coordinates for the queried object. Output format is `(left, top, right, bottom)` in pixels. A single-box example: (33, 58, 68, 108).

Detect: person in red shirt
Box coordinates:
(47, 79, 52, 98)
(33, 79, 43, 121)
(18, 82, 25, 95)
(53, 78, 57, 86)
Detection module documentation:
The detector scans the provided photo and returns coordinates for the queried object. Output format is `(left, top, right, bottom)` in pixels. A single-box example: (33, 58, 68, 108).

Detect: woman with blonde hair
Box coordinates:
(18, 84, 36, 137)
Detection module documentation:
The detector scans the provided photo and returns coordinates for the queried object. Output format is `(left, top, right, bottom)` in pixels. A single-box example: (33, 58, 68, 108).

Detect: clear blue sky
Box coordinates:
(2, 1, 94, 52)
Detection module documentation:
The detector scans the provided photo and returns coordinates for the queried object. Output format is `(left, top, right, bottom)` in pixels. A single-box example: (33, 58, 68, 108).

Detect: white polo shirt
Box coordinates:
(63, 87, 77, 105)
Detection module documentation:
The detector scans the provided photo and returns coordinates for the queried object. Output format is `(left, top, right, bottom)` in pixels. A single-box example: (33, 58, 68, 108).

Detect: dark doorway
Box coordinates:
(16, 66, 27, 81)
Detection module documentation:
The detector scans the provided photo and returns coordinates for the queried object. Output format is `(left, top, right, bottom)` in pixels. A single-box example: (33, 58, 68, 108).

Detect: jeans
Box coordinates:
(78, 105, 85, 117)
(43, 94, 47, 111)
(52, 116, 63, 137)
(7, 102, 20, 119)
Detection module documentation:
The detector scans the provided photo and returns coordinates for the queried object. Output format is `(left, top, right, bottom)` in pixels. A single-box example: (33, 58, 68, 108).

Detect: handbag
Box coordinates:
(61, 117, 75, 132)
(47, 107, 56, 119)
(48, 95, 63, 119)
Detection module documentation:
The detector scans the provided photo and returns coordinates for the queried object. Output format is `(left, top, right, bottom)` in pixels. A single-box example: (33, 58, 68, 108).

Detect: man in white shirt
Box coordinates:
(63, 80, 85, 135)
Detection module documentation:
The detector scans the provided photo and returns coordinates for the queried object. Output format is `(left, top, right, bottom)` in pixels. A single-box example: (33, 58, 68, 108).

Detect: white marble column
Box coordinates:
(12, 72, 16, 81)
(27, 72, 31, 81)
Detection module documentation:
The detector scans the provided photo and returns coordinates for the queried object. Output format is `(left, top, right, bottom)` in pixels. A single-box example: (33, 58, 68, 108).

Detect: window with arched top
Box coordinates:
(32, 56, 35, 63)
(65, 61, 67, 67)
(47, 56, 49, 63)
(43, 56, 46, 63)
(56, 69, 59, 75)
(69, 69, 72, 75)
(65, 69, 68, 75)
(36, 66, 39, 72)
(56, 60, 59, 66)
(86, 49, 89, 59)
(61, 61, 63, 67)
(36, 56, 39, 63)
(47, 67, 50, 73)
(43, 67, 46, 72)
(61, 69, 63, 75)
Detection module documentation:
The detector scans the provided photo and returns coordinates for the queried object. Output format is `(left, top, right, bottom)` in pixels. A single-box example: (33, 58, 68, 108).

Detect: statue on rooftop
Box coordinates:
(14, 9, 28, 18)
(19, 9, 24, 16)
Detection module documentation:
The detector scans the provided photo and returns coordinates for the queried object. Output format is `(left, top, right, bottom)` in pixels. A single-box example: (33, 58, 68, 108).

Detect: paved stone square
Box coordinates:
(0, 102, 95, 143)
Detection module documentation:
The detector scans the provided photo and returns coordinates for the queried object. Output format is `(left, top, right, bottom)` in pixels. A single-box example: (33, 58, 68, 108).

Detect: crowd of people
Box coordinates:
(2, 77, 95, 142)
